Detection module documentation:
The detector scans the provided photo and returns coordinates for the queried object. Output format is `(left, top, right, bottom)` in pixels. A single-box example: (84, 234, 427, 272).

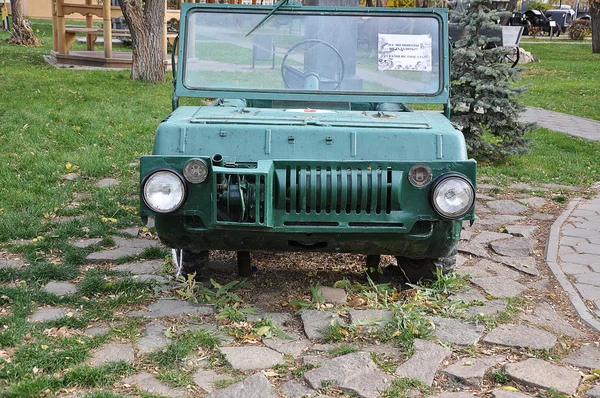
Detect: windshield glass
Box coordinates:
(182, 9, 443, 97)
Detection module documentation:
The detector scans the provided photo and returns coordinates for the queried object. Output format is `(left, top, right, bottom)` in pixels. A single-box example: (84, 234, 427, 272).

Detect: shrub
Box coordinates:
(527, 1, 551, 12)
(529, 25, 542, 38)
(569, 19, 592, 40)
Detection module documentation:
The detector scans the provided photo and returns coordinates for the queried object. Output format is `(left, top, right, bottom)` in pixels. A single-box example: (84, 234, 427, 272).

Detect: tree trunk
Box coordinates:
(9, 0, 41, 46)
(501, 0, 519, 25)
(592, 0, 600, 53)
(118, 0, 166, 82)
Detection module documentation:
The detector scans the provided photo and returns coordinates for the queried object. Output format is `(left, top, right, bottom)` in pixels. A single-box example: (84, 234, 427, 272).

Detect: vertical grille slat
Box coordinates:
(310, 167, 317, 214)
(284, 164, 395, 215)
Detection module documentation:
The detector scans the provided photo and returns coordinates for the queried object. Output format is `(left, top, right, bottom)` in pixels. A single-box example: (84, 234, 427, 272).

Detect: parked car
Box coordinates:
(545, 9, 575, 33)
(510, 9, 560, 36)
(139, 3, 476, 283)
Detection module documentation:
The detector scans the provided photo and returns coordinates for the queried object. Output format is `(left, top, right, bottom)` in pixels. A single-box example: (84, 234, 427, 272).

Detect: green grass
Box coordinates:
(0, 18, 599, 397)
(478, 128, 600, 186)
(520, 43, 600, 121)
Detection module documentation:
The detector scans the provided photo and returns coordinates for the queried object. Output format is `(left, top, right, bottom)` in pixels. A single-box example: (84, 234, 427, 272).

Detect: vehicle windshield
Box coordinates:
(181, 7, 445, 99)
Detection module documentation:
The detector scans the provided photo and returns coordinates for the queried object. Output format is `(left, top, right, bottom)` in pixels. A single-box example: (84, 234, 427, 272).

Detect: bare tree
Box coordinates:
(118, 0, 166, 83)
(8, 0, 41, 45)
(592, 0, 600, 53)
(500, 0, 519, 25)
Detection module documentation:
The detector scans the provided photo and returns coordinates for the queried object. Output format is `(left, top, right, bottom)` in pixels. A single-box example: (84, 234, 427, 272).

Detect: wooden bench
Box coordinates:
(64, 27, 132, 51)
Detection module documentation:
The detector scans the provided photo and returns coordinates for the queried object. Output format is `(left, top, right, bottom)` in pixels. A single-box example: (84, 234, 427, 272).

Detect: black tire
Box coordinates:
(396, 246, 457, 284)
(179, 250, 209, 281)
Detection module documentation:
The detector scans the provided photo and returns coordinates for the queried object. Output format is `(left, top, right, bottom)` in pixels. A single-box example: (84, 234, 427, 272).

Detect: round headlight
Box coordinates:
(431, 175, 475, 219)
(143, 170, 186, 213)
(183, 159, 209, 184)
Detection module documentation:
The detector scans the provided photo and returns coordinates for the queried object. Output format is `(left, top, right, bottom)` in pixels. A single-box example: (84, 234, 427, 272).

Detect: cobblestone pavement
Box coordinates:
(20, 179, 600, 398)
(12, 111, 600, 397)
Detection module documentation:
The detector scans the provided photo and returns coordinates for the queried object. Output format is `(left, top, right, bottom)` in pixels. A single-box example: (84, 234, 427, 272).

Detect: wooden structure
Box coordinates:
(50, 0, 188, 68)
(49, 0, 271, 68)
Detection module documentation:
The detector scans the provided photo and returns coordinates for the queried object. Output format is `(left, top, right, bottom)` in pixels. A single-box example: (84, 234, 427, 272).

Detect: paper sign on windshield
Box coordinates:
(377, 34, 432, 72)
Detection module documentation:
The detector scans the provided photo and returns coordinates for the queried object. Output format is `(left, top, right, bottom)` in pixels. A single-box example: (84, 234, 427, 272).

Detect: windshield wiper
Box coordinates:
(245, 0, 290, 37)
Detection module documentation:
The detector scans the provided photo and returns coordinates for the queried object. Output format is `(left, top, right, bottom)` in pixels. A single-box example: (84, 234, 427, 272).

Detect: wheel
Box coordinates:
(176, 249, 209, 282)
(396, 246, 457, 284)
(503, 46, 520, 68)
(281, 39, 345, 90)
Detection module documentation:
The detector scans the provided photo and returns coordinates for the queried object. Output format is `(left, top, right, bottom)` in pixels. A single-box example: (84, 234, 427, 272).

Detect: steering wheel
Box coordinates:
(281, 39, 346, 90)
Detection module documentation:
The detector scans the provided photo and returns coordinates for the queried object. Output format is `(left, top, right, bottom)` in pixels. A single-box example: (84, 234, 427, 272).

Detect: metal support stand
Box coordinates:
(366, 254, 381, 280)
(237, 251, 252, 277)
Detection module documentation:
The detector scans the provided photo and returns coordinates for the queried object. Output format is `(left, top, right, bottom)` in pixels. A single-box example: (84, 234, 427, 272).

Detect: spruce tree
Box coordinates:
(450, 0, 531, 161)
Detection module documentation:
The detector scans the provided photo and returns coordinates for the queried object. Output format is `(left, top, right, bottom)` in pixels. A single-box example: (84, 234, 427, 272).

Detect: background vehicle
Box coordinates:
(545, 8, 575, 33)
(510, 9, 560, 36)
(139, 3, 476, 283)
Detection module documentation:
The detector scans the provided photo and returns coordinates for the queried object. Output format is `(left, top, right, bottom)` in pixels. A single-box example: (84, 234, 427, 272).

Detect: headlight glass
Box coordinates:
(432, 175, 474, 219)
(143, 170, 186, 213)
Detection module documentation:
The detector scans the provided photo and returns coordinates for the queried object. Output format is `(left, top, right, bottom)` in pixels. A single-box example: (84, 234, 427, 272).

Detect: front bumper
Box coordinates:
(140, 157, 476, 257)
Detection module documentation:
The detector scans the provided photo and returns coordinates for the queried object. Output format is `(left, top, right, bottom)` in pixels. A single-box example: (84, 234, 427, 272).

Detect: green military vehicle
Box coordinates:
(139, 1, 476, 282)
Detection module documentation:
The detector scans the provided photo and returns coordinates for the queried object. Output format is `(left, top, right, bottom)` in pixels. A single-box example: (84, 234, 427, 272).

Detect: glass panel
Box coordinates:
(183, 10, 442, 96)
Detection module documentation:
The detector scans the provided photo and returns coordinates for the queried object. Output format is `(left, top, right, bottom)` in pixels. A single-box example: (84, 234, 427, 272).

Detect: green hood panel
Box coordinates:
(154, 106, 468, 162)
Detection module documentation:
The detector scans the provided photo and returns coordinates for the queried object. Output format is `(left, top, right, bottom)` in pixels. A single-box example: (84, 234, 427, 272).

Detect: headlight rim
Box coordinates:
(142, 168, 187, 214)
(429, 173, 475, 220)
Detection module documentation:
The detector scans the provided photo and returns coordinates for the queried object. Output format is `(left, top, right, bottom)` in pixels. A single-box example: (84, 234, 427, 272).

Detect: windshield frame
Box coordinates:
(175, 3, 450, 104)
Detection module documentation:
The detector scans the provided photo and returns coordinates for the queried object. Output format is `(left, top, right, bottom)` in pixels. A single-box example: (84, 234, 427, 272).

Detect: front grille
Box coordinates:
(285, 165, 393, 215)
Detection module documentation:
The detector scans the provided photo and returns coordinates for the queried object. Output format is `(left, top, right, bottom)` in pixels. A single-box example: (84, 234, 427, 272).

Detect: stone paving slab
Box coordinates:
(469, 259, 524, 280)
(0, 259, 20, 268)
(42, 281, 78, 296)
(317, 286, 347, 305)
(192, 368, 233, 393)
(504, 225, 538, 238)
(304, 352, 390, 398)
(466, 299, 507, 317)
(471, 277, 528, 298)
(564, 344, 600, 370)
(483, 324, 557, 350)
(490, 237, 533, 257)
(86, 237, 160, 262)
(129, 299, 214, 318)
(27, 307, 77, 323)
(206, 373, 278, 398)
(486, 200, 529, 215)
(71, 237, 103, 248)
(113, 259, 163, 275)
(498, 256, 539, 276)
(247, 312, 293, 330)
(504, 358, 581, 395)
(348, 309, 394, 326)
(427, 316, 485, 346)
(281, 380, 316, 398)
(492, 391, 535, 398)
(136, 322, 171, 355)
(586, 386, 600, 398)
(301, 310, 342, 340)
(89, 343, 135, 367)
(475, 215, 523, 232)
(122, 372, 185, 397)
(219, 346, 285, 370)
(395, 339, 451, 386)
(519, 302, 585, 339)
(441, 356, 503, 388)
(263, 336, 310, 358)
